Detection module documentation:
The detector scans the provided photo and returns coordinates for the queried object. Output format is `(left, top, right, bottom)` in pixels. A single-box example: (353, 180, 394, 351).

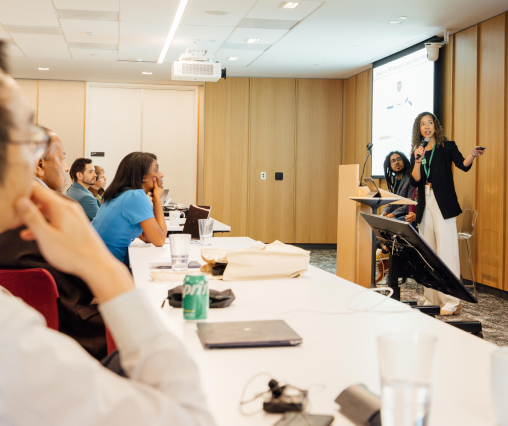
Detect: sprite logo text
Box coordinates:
(184, 283, 208, 296)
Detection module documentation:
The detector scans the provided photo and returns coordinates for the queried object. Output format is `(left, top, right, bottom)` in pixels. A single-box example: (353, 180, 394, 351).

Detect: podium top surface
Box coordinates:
(349, 197, 401, 208)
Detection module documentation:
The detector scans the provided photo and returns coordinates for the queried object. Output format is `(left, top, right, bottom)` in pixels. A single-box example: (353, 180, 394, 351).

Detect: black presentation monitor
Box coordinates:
(361, 213, 477, 303)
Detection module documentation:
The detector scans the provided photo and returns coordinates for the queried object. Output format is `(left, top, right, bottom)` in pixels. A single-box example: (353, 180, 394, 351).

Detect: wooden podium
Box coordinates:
(336, 164, 416, 288)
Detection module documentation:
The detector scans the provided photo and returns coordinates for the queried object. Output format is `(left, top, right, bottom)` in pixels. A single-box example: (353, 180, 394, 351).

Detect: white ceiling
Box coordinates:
(1, 0, 507, 83)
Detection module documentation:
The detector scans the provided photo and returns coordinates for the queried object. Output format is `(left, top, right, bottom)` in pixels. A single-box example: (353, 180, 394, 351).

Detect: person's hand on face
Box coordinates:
(15, 182, 118, 278)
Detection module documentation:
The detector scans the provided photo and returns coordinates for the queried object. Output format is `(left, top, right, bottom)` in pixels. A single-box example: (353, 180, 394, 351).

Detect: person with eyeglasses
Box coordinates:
(411, 111, 484, 315)
(0, 41, 214, 426)
(0, 128, 108, 360)
(380, 150, 415, 223)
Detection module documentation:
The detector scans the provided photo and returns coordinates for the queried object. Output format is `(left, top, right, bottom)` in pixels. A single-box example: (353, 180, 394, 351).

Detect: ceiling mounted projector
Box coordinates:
(171, 46, 225, 82)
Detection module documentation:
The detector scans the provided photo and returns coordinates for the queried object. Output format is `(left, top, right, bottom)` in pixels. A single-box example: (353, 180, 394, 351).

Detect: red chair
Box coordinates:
(0, 268, 59, 330)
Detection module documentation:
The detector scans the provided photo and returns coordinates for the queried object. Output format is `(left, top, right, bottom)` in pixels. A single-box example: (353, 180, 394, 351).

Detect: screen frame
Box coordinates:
(370, 37, 442, 179)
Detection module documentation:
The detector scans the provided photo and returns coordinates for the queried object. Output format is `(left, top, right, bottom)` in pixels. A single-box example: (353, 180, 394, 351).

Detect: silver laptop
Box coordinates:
(160, 189, 173, 206)
(363, 177, 381, 198)
(197, 320, 303, 349)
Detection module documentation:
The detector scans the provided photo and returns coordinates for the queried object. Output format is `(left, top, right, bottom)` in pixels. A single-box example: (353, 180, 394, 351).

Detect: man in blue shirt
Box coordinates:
(67, 158, 101, 221)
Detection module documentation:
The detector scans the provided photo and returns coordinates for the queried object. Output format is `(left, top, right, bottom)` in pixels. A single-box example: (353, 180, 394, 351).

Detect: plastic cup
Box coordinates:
(377, 333, 437, 426)
(198, 219, 214, 246)
(169, 234, 191, 271)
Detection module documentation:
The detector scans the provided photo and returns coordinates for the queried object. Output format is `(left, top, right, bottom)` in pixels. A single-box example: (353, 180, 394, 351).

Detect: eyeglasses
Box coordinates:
(390, 157, 403, 164)
(7, 125, 49, 160)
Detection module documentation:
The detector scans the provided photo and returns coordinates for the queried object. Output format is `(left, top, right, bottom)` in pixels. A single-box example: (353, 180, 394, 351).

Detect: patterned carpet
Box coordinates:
(309, 248, 508, 346)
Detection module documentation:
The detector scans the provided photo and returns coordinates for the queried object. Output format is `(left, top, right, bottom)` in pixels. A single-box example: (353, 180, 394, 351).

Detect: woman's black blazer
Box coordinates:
(410, 141, 472, 224)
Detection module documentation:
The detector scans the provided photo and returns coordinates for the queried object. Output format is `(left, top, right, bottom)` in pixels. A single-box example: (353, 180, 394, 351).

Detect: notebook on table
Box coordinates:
(197, 320, 303, 349)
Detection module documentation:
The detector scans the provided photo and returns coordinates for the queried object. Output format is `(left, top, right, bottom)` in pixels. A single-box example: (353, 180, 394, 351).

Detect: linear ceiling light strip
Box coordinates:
(157, 0, 189, 64)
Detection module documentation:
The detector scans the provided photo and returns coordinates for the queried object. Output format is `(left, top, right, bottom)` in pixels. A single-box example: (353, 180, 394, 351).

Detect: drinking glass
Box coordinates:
(198, 219, 214, 246)
(169, 234, 191, 271)
(377, 333, 437, 426)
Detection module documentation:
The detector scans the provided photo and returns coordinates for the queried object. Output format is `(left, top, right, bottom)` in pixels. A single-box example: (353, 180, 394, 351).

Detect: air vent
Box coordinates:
(68, 42, 118, 50)
(238, 18, 299, 30)
(5, 26, 61, 36)
(56, 9, 119, 21)
(182, 62, 213, 76)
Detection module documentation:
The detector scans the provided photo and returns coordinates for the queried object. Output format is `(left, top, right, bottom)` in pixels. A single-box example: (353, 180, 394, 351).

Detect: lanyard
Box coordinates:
(422, 143, 436, 179)
(393, 178, 400, 193)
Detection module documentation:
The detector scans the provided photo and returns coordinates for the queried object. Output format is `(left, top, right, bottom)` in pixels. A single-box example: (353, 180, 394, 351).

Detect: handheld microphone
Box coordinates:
(416, 137, 430, 160)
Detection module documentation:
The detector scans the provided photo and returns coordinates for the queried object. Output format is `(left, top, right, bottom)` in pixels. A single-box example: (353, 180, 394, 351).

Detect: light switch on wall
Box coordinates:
(261, 172, 266, 180)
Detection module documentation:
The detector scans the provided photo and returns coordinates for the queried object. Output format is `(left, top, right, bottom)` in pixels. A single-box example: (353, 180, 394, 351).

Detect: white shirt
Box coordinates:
(0, 287, 216, 426)
(33, 177, 49, 188)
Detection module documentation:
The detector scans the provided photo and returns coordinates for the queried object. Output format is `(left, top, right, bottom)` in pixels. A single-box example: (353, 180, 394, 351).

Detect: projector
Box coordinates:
(171, 46, 224, 82)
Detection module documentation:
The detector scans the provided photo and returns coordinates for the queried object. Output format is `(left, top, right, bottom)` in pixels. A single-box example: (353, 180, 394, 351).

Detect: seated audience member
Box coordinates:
(0, 129, 107, 359)
(88, 165, 106, 204)
(67, 158, 101, 220)
(380, 150, 414, 219)
(92, 152, 167, 266)
(0, 41, 214, 425)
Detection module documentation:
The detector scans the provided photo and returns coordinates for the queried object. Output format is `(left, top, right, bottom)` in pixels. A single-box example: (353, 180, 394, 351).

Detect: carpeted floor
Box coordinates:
(309, 248, 508, 346)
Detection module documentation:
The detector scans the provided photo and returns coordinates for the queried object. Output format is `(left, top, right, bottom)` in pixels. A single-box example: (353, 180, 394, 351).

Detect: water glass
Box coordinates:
(169, 234, 191, 271)
(377, 333, 437, 426)
(491, 347, 508, 425)
(198, 219, 214, 246)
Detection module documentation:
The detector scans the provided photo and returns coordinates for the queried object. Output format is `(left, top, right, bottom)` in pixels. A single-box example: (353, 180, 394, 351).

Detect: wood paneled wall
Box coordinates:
(249, 78, 296, 243)
(203, 78, 250, 237)
(295, 79, 343, 243)
(204, 77, 343, 243)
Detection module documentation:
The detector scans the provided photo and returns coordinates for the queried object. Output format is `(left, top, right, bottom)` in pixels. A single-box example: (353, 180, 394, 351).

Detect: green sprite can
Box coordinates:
(183, 274, 209, 321)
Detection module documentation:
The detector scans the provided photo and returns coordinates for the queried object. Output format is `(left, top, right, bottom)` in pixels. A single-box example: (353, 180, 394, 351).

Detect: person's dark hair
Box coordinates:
(410, 111, 448, 153)
(383, 150, 410, 192)
(0, 41, 11, 183)
(70, 158, 92, 182)
(103, 152, 157, 202)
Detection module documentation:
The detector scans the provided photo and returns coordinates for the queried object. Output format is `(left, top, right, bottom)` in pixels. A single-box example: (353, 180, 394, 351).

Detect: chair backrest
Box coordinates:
(0, 269, 59, 330)
(459, 209, 478, 238)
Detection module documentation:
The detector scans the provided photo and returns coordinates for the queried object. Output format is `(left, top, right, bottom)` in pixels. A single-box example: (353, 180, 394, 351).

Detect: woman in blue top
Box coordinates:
(92, 152, 167, 266)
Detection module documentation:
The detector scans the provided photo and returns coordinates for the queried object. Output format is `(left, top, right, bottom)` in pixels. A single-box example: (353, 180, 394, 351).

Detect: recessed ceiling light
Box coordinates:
(389, 21, 401, 24)
(205, 10, 229, 15)
(279, 2, 300, 8)
(142, 72, 152, 75)
(227, 57, 240, 61)
(157, 0, 189, 64)
(399, 16, 408, 20)
(38, 68, 49, 70)
(87, 32, 95, 36)
(245, 38, 260, 43)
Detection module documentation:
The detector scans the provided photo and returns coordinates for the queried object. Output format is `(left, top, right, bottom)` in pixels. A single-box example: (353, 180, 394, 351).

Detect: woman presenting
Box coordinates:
(410, 111, 484, 315)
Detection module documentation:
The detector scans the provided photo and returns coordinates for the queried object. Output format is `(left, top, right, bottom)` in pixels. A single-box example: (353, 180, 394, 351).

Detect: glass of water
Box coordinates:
(198, 219, 214, 246)
(377, 333, 437, 426)
(169, 234, 191, 271)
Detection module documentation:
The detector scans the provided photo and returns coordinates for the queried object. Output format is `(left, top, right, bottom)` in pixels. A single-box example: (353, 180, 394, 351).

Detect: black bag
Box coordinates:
(162, 285, 235, 309)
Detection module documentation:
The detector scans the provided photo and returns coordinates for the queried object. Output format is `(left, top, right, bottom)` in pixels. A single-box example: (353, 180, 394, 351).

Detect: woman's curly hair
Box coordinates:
(410, 111, 448, 153)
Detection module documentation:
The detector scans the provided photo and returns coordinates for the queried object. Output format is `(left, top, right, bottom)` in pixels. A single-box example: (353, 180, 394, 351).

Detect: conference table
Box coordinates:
(164, 217, 231, 233)
(129, 237, 497, 426)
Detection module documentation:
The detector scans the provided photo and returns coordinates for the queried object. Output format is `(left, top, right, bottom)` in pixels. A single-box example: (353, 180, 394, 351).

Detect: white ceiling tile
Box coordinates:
(117, 45, 162, 62)
(246, 0, 323, 21)
(119, 21, 169, 61)
(226, 27, 288, 44)
(15, 40, 71, 59)
(10, 33, 64, 43)
(181, 0, 256, 27)
(214, 48, 263, 66)
(0, 0, 57, 19)
(171, 25, 234, 55)
(6, 44, 25, 57)
(0, 17, 60, 27)
(70, 48, 118, 60)
(53, 0, 120, 12)
(60, 19, 119, 44)
(119, 0, 179, 24)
